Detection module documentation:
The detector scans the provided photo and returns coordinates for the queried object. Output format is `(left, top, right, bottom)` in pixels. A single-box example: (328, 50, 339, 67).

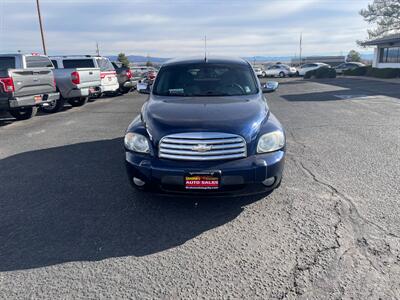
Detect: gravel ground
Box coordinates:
(0, 77, 399, 299)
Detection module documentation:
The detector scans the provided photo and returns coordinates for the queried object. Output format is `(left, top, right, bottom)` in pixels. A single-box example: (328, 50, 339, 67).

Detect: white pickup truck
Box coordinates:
(52, 56, 118, 100)
(45, 56, 101, 112)
(0, 53, 59, 120)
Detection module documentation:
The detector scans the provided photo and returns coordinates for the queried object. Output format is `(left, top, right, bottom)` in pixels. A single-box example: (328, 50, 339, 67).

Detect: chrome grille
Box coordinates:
(159, 132, 247, 161)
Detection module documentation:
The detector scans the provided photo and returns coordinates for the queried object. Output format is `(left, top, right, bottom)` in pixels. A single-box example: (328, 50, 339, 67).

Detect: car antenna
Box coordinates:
(204, 35, 207, 62)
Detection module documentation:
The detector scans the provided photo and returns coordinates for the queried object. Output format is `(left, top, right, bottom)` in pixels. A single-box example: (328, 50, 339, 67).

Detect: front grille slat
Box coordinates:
(161, 137, 243, 145)
(159, 132, 247, 161)
(160, 142, 245, 150)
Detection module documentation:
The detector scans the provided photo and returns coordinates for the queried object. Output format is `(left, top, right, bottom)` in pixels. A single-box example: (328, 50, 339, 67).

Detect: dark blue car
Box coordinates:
(125, 57, 285, 195)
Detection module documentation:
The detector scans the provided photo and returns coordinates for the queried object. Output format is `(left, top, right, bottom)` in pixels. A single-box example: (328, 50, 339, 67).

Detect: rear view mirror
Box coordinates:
(262, 81, 279, 93)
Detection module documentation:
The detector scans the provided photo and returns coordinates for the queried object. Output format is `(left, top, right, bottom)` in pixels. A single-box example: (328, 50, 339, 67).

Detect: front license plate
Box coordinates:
(185, 173, 220, 190)
(34, 95, 42, 103)
(89, 87, 96, 93)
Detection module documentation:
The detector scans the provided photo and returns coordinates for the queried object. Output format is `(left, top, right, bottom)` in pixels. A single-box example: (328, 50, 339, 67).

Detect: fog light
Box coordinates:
(133, 177, 145, 187)
(262, 177, 275, 187)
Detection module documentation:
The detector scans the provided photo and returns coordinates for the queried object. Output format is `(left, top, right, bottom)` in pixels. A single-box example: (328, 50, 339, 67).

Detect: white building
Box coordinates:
(363, 33, 400, 69)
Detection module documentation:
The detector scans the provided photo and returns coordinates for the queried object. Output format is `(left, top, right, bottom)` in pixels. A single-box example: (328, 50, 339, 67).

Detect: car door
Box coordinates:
(309, 64, 320, 72)
(271, 66, 280, 76)
(300, 64, 311, 75)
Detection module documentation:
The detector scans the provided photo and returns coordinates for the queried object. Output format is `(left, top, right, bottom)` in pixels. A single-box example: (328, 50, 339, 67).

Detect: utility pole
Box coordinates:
(35, 0, 47, 55)
(96, 42, 100, 56)
(299, 33, 302, 66)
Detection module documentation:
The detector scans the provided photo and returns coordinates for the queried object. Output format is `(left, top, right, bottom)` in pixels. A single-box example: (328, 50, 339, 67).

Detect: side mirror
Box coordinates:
(137, 82, 150, 94)
(262, 81, 279, 93)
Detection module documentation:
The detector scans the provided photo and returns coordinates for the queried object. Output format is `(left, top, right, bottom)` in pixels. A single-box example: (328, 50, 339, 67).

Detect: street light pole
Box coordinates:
(35, 0, 47, 55)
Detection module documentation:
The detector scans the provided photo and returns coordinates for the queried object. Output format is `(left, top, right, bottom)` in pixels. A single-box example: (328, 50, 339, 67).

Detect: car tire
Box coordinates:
(120, 87, 132, 94)
(68, 97, 88, 107)
(9, 106, 38, 120)
(279, 72, 285, 78)
(40, 97, 65, 113)
(106, 91, 119, 97)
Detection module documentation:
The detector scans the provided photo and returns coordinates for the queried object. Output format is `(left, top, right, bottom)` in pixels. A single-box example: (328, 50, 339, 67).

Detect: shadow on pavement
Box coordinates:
(0, 138, 266, 271)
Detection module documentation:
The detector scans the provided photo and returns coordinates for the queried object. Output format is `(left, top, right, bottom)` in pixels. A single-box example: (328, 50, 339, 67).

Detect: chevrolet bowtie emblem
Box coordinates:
(192, 144, 212, 152)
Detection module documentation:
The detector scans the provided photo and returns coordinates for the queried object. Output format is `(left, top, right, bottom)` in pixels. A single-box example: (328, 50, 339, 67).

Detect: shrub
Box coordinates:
(304, 67, 336, 79)
(343, 66, 371, 76)
(366, 68, 400, 79)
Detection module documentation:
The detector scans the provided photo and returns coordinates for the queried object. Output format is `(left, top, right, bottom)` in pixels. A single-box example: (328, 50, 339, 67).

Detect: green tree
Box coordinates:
(146, 60, 153, 67)
(359, 0, 400, 41)
(347, 50, 362, 62)
(117, 53, 130, 67)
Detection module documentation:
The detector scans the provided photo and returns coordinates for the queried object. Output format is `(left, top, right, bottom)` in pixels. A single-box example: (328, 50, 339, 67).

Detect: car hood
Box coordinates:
(142, 94, 269, 144)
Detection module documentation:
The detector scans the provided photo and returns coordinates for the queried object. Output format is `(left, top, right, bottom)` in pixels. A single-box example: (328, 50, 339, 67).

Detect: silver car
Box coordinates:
(334, 62, 365, 74)
(265, 64, 297, 77)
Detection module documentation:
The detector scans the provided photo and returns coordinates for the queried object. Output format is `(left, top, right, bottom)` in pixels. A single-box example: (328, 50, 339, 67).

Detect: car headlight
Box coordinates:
(257, 131, 285, 153)
(124, 132, 150, 153)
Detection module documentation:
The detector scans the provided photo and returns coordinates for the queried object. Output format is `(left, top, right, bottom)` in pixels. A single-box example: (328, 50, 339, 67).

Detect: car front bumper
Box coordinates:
(125, 150, 285, 196)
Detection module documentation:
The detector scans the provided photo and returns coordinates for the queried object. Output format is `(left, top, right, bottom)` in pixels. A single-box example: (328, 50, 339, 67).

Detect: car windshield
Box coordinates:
(153, 63, 259, 97)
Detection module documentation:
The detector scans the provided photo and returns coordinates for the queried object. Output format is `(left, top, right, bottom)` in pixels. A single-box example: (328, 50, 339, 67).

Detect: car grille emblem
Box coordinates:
(192, 144, 212, 152)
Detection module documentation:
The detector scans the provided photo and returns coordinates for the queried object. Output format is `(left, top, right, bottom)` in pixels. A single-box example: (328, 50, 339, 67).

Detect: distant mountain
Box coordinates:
(242, 56, 294, 63)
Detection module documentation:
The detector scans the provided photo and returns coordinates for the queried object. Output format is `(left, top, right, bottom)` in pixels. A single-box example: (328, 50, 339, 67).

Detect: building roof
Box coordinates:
(163, 56, 249, 67)
(362, 33, 400, 46)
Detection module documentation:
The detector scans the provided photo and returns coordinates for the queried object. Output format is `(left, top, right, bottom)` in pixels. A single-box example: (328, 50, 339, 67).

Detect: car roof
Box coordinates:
(163, 56, 250, 67)
(50, 56, 95, 60)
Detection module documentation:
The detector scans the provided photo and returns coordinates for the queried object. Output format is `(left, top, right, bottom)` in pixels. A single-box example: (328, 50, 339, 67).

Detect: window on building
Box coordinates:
(379, 47, 400, 63)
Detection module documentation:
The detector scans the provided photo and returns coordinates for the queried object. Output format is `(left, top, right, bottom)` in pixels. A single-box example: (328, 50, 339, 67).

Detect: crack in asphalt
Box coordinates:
(283, 129, 400, 298)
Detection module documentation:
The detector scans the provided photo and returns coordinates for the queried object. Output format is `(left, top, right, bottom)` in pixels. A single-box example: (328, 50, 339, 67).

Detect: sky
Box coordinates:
(0, 0, 373, 58)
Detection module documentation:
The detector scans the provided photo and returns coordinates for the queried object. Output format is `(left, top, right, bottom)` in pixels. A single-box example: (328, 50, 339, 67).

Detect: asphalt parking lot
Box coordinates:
(1, 77, 399, 299)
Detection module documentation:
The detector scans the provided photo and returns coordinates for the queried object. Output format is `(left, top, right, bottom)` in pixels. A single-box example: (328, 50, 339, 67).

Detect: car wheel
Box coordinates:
(40, 97, 65, 113)
(9, 107, 38, 120)
(119, 87, 131, 94)
(279, 72, 285, 78)
(68, 97, 88, 107)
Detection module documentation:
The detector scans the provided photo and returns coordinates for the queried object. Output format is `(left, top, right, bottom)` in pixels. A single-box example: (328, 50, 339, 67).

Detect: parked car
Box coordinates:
(297, 63, 330, 76)
(93, 56, 119, 96)
(54, 56, 118, 98)
(334, 62, 365, 74)
(137, 70, 158, 93)
(253, 67, 264, 77)
(45, 56, 101, 112)
(124, 57, 285, 195)
(0, 53, 59, 120)
(265, 64, 297, 77)
(131, 66, 157, 78)
(111, 62, 136, 94)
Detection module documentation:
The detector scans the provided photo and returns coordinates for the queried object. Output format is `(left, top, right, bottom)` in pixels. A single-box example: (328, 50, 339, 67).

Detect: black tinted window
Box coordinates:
(51, 60, 58, 68)
(153, 63, 258, 97)
(63, 59, 95, 68)
(0, 57, 16, 70)
(26, 56, 53, 68)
